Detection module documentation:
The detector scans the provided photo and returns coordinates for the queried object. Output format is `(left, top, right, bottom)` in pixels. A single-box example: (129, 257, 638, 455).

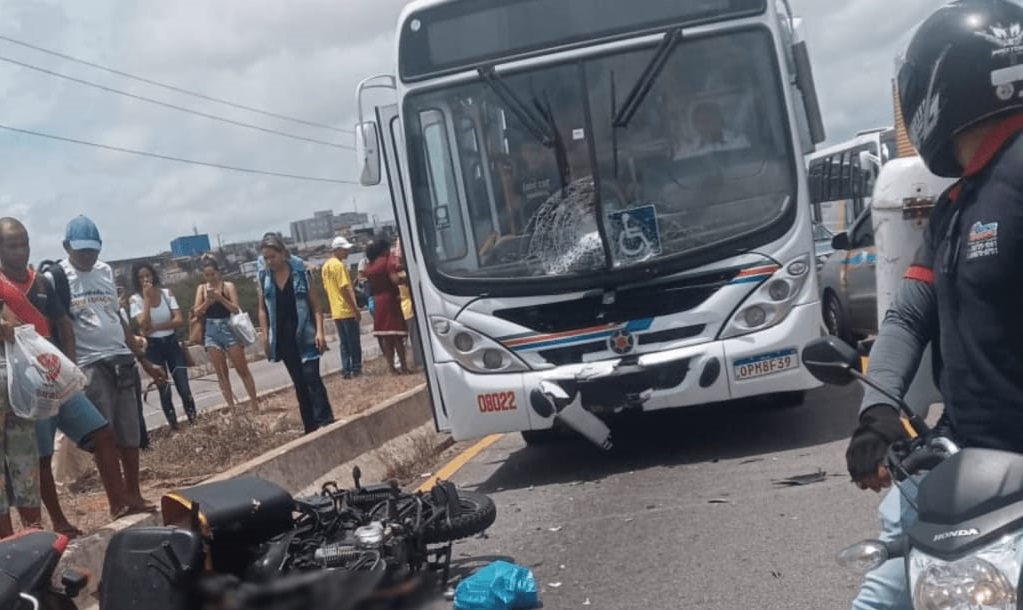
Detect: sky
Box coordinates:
(0, 0, 945, 263)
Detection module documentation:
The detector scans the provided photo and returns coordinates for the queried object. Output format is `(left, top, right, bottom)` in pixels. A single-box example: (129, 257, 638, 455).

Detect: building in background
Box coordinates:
(290, 210, 369, 244)
(171, 234, 212, 257)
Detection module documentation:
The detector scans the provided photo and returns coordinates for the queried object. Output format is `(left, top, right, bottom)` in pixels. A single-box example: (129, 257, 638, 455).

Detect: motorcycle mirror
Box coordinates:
(801, 336, 861, 385)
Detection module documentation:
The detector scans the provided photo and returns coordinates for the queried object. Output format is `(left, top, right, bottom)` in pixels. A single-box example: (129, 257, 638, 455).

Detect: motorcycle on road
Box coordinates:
(803, 335, 1023, 610)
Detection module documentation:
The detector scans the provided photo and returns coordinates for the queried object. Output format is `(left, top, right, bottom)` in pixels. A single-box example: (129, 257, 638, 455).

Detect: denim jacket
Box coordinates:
(258, 255, 319, 363)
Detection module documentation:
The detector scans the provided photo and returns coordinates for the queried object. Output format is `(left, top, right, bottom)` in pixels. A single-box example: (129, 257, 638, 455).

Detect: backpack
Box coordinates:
(38, 259, 73, 321)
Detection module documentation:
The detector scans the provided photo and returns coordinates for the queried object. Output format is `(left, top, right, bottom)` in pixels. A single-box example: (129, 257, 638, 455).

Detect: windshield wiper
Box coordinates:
(612, 28, 683, 128)
(478, 66, 555, 148)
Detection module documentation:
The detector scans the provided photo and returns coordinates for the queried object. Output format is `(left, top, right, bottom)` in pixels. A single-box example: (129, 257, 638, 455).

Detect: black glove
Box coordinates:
(845, 404, 909, 483)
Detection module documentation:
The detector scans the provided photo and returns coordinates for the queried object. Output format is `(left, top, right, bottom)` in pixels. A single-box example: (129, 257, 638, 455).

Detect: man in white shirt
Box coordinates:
(59, 215, 163, 511)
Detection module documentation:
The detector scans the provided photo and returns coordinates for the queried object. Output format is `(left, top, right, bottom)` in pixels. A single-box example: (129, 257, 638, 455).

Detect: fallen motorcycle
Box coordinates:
(803, 335, 1023, 610)
(0, 530, 88, 610)
(99, 467, 497, 610)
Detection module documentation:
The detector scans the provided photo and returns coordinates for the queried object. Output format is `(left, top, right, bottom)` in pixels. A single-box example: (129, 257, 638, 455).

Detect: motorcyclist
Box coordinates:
(845, 1, 1023, 608)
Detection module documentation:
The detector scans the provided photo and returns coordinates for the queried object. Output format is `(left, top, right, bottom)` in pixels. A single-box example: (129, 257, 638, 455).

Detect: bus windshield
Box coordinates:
(404, 27, 795, 285)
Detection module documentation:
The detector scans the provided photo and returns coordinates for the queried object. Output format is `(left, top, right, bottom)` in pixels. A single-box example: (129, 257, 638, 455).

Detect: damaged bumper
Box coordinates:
(434, 304, 822, 450)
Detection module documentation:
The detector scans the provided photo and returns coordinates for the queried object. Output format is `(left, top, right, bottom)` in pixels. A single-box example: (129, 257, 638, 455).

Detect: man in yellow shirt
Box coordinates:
(321, 236, 361, 378)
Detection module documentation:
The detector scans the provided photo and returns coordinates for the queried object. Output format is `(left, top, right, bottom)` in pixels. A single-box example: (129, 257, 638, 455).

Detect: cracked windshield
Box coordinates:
(406, 29, 794, 280)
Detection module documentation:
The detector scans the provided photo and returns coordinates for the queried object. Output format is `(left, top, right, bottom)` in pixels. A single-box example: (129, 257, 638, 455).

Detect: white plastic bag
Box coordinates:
(6, 325, 87, 420)
(229, 311, 257, 346)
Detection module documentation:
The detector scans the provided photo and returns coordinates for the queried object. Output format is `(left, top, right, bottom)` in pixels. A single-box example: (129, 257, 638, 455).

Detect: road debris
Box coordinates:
(773, 469, 827, 487)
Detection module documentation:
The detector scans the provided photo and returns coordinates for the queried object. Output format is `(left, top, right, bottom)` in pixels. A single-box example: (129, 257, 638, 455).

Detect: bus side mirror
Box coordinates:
(356, 121, 382, 186)
(858, 150, 880, 172)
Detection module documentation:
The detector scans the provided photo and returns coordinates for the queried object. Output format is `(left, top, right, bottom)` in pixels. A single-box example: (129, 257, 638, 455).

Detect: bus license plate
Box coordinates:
(733, 349, 799, 380)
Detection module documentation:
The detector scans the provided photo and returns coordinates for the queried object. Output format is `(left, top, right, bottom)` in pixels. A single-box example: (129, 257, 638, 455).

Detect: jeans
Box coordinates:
(334, 318, 362, 376)
(145, 335, 197, 427)
(278, 336, 335, 433)
(852, 478, 921, 610)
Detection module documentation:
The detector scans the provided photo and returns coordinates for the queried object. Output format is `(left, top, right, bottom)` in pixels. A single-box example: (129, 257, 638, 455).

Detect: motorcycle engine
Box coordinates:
(313, 521, 403, 570)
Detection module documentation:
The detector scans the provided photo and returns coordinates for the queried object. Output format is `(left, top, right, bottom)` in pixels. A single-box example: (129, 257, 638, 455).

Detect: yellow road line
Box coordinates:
(417, 433, 504, 492)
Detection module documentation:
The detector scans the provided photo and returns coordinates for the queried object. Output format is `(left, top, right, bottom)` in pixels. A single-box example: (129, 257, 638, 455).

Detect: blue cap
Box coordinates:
(65, 215, 102, 251)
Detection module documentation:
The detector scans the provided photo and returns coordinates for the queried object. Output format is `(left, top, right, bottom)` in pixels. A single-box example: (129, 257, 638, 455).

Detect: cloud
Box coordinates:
(0, 1, 944, 264)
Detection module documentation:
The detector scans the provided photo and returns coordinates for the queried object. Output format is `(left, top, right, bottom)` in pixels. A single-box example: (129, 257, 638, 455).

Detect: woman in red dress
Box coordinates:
(361, 238, 409, 374)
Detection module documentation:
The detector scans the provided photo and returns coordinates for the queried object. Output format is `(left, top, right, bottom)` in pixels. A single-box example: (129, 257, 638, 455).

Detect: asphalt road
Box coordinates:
(430, 384, 894, 610)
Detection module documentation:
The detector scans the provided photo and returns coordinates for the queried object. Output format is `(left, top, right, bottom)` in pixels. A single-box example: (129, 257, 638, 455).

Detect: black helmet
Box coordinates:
(898, 0, 1023, 177)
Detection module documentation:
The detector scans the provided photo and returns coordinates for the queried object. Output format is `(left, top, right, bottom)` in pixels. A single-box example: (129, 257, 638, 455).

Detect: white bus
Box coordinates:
(806, 127, 900, 234)
(355, 0, 828, 449)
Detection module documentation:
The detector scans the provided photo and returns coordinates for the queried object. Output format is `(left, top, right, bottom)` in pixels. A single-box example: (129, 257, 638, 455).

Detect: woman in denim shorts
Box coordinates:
(192, 257, 258, 410)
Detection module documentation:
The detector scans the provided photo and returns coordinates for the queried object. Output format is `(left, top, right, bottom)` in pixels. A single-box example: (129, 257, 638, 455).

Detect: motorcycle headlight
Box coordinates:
(909, 533, 1023, 610)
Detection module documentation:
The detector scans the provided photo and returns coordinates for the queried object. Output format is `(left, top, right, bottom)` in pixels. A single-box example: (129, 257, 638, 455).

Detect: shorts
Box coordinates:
(82, 356, 142, 450)
(204, 317, 239, 351)
(35, 391, 109, 458)
(0, 410, 40, 513)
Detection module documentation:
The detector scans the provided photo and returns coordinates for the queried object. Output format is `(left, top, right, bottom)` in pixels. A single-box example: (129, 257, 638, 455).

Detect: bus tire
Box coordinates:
(768, 391, 806, 409)
(521, 429, 562, 446)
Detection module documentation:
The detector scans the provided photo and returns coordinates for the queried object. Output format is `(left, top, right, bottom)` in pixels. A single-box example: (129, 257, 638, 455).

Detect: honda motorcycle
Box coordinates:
(99, 468, 497, 610)
(803, 335, 1023, 610)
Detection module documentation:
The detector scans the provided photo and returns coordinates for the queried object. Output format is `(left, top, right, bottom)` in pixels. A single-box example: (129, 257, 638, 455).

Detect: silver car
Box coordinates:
(818, 208, 877, 342)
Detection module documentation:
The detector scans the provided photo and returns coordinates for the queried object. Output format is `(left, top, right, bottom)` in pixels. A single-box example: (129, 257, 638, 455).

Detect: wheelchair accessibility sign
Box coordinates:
(607, 204, 662, 264)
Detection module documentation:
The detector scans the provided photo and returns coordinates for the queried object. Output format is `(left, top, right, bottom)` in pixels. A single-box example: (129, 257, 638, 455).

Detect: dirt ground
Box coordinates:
(51, 356, 425, 537)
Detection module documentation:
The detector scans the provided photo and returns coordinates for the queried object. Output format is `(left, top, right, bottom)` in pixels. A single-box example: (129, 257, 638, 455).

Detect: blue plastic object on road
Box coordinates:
(454, 560, 540, 610)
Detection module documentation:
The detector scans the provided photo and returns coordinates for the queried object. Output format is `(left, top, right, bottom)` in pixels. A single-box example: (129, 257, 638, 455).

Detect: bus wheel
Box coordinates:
(768, 391, 806, 409)
(823, 292, 852, 343)
(521, 429, 563, 446)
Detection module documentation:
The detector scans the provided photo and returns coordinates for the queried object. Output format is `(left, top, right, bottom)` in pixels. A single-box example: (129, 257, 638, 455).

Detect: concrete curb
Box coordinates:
(64, 383, 437, 606)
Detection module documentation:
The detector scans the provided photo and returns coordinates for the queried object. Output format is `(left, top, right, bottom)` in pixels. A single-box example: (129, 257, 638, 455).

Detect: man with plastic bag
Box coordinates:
(0, 313, 42, 538)
(0, 218, 161, 536)
(52, 216, 166, 515)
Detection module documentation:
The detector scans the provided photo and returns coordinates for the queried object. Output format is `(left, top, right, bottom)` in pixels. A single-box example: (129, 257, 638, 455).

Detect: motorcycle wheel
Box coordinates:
(422, 490, 497, 545)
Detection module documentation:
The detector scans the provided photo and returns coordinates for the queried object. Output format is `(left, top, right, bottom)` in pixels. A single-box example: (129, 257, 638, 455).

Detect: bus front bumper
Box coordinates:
(435, 303, 823, 449)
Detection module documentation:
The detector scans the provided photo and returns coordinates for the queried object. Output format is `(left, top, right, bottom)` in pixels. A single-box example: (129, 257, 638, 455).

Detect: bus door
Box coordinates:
(375, 103, 452, 433)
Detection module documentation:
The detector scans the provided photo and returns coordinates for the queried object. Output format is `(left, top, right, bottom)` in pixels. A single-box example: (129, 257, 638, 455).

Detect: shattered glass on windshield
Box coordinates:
(403, 28, 795, 286)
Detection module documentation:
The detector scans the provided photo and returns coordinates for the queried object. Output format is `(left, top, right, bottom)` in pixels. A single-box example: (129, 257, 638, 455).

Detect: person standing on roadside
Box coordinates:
(321, 236, 362, 379)
(129, 262, 197, 428)
(193, 257, 259, 411)
(256, 233, 335, 433)
(59, 215, 163, 513)
(0, 217, 156, 538)
(0, 308, 41, 539)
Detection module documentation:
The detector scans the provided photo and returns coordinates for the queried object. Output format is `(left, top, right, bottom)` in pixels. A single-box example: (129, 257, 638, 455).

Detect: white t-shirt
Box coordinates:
(59, 260, 132, 366)
(129, 288, 179, 339)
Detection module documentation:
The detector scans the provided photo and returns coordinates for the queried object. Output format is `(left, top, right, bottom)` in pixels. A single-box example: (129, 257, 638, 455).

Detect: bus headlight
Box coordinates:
(909, 534, 1023, 610)
(429, 316, 529, 374)
(720, 255, 811, 340)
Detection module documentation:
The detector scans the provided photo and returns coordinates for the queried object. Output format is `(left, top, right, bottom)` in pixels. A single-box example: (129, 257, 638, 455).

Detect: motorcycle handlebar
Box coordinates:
(889, 444, 952, 481)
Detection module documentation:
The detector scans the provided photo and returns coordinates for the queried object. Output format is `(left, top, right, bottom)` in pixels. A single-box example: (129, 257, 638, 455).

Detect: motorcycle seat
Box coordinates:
(0, 530, 66, 593)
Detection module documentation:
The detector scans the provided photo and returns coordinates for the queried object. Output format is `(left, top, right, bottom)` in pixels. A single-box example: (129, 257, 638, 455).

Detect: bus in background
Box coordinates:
(354, 0, 828, 450)
(806, 126, 899, 235)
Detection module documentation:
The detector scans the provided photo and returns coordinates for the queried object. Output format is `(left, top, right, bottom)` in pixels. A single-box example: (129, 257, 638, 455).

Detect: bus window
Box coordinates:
(420, 109, 469, 262)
